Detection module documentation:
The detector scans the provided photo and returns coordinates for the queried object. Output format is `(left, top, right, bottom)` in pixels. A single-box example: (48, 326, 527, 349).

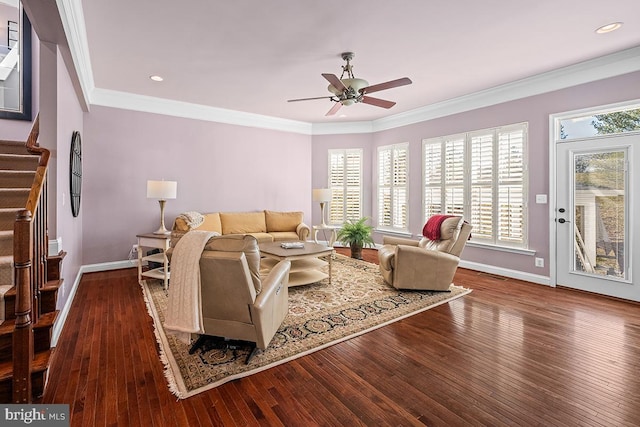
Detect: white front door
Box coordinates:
(555, 134, 639, 301)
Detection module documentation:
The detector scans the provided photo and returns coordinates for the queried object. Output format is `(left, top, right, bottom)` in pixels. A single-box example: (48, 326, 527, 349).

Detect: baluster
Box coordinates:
(13, 210, 34, 403)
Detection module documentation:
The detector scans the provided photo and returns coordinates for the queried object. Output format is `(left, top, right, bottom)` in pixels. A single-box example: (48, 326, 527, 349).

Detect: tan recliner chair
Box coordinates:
(378, 216, 472, 291)
(192, 235, 290, 363)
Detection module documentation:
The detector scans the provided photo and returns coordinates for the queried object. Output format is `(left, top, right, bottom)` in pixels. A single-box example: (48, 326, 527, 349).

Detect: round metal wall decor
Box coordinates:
(69, 131, 82, 217)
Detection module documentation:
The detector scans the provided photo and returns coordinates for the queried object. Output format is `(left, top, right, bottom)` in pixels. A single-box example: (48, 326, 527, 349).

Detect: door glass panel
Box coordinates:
(573, 150, 626, 279)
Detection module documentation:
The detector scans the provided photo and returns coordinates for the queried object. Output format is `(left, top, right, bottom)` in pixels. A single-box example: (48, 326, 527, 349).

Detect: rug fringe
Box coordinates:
(139, 280, 186, 399)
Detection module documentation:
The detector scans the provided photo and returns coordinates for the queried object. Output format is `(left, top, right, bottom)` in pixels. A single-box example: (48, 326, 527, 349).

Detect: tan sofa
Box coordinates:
(172, 210, 310, 244)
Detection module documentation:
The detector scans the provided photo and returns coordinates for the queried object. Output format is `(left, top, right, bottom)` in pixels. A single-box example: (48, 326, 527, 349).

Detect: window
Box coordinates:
(328, 149, 363, 224)
(558, 104, 640, 140)
(377, 143, 409, 232)
(423, 123, 527, 248)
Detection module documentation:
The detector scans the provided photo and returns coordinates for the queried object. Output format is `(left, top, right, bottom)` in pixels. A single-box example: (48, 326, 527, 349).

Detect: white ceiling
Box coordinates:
(79, 0, 640, 125)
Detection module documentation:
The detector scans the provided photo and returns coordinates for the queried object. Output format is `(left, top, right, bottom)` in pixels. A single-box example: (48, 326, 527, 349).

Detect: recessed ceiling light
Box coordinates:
(595, 22, 623, 34)
(149, 75, 164, 82)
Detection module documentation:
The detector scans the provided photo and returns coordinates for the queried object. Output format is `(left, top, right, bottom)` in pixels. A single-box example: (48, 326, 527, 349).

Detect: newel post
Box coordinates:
(13, 209, 34, 403)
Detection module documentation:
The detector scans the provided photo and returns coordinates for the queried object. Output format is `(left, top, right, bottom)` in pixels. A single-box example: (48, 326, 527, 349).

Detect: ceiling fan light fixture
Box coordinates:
(327, 77, 369, 97)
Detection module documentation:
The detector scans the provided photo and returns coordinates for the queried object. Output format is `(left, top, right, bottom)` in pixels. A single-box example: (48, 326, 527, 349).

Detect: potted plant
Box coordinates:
(336, 217, 375, 259)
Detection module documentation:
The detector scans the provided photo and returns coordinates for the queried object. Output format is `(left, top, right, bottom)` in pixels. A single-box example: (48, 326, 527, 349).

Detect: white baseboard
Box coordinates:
(459, 260, 551, 286)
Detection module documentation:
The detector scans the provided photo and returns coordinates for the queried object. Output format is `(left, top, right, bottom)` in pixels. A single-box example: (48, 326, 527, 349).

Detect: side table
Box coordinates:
(137, 233, 171, 290)
(312, 225, 339, 247)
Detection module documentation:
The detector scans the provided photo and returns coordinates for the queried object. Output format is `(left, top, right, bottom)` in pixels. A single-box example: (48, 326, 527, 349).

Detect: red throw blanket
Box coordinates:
(422, 215, 456, 240)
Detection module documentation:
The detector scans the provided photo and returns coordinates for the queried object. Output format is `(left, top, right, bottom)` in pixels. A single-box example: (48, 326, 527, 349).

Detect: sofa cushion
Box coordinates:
(200, 213, 222, 234)
(265, 210, 303, 232)
(220, 211, 267, 235)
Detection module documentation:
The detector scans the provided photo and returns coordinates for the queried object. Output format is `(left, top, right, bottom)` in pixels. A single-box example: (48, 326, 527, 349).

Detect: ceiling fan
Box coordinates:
(287, 52, 412, 116)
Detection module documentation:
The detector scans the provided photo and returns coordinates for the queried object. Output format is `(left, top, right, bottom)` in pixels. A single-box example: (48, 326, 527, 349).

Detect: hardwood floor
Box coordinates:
(42, 249, 640, 426)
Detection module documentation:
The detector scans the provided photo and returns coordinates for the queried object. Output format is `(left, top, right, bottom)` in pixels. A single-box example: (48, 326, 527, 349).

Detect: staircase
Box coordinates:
(0, 116, 64, 402)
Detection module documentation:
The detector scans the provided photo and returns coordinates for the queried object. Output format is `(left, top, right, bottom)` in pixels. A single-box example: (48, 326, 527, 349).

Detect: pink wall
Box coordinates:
(312, 71, 640, 276)
(81, 106, 313, 264)
(53, 48, 83, 307)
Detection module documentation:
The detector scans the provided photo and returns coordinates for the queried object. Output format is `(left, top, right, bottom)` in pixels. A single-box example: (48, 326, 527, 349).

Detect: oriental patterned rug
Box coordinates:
(141, 253, 471, 399)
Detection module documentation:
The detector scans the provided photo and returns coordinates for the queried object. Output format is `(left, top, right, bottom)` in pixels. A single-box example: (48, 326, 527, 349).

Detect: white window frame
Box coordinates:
(327, 148, 363, 225)
(377, 143, 409, 233)
(422, 123, 529, 249)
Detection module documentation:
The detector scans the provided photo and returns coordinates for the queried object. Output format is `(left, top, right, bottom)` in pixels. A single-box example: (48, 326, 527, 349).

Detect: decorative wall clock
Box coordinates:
(70, 131, 82, 217)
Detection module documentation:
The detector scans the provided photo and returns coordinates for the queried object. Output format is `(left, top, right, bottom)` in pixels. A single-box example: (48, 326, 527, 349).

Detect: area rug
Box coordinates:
(141, 254, 471, 399)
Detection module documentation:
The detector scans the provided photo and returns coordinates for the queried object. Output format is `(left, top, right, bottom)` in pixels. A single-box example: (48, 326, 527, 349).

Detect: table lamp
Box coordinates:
(147, 180, 177, 234)
(312, 188, 332, 227)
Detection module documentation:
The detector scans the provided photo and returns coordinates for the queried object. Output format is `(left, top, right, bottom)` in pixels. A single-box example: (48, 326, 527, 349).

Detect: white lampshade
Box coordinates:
(147, 180, 177, 200)
(312, 188, 332, 203)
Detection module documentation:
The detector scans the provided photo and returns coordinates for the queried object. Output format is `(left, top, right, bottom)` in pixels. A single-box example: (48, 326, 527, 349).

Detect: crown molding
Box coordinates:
(57, 0, 94, 110)
(311, 120, 374, 135)
(60, 0, 640, 136)
(371, 45, 640, 133)
(90, 88, 313, 134)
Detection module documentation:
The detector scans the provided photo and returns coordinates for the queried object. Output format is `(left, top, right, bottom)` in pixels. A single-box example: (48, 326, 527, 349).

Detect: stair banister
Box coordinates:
(11, 114, 50, 403)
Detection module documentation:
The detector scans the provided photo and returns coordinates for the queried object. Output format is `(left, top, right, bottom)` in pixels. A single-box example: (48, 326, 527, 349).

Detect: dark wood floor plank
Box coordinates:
(42, 249, 640, 426)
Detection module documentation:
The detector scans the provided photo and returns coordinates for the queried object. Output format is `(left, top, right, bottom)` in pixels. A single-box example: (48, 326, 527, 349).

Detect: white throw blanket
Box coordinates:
(177, 211, 205, 229)
(164, 230, 218, 343)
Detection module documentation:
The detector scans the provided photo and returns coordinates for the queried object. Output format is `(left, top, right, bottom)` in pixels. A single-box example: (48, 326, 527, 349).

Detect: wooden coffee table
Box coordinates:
(259, 242, 334, 287)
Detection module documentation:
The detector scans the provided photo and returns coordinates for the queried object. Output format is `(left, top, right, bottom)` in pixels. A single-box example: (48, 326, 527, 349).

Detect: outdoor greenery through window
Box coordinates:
(559, 106, 640, 140)
(377, 143, 409, 232)
(423, 123, 528, 248)
(328, 149, 363, 225)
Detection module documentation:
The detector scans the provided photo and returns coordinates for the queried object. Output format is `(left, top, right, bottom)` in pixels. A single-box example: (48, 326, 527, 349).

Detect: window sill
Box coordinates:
(466, 241, 536, 256)
(374, 228, 413, 238)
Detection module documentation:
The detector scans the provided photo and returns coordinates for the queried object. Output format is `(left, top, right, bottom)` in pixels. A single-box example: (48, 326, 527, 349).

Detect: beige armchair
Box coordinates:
(378, 216, 472, 291)
(191, 235, 290, 363)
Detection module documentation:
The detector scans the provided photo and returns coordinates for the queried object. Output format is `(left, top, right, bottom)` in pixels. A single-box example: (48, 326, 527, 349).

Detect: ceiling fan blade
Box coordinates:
(361, 96, 396, 109)
(288, 96, 334, 102)
(322, 73, 347, 92)
(360, 77, 412, 95)
(326, 102, 343, 116)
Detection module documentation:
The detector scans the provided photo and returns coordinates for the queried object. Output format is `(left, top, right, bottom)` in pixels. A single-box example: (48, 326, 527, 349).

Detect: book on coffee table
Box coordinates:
(280, 242, 305, 249)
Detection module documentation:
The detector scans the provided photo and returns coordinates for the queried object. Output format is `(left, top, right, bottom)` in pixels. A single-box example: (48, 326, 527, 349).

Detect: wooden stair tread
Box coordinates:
(34, 311, 58, 330)
(2, 285, 15, 298)
(0, 349, 51, 382)
(0, 311, 59, 337)
(0, 320, 14, 336)
(41, 280, 62, 292)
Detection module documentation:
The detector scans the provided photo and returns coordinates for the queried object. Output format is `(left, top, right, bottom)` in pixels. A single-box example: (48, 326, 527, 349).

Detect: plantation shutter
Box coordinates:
(328, 149, 362, 224)
(392, 146, 408, 228)
(423, 142, 442, 219)
(470, 133, 494, 240)
(378, 144, 409, 231)
(378, 148, 392, 227)
(422, 123, 527, 249)
(444, 137, 465, 215)
(497, 128, 525, 245)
